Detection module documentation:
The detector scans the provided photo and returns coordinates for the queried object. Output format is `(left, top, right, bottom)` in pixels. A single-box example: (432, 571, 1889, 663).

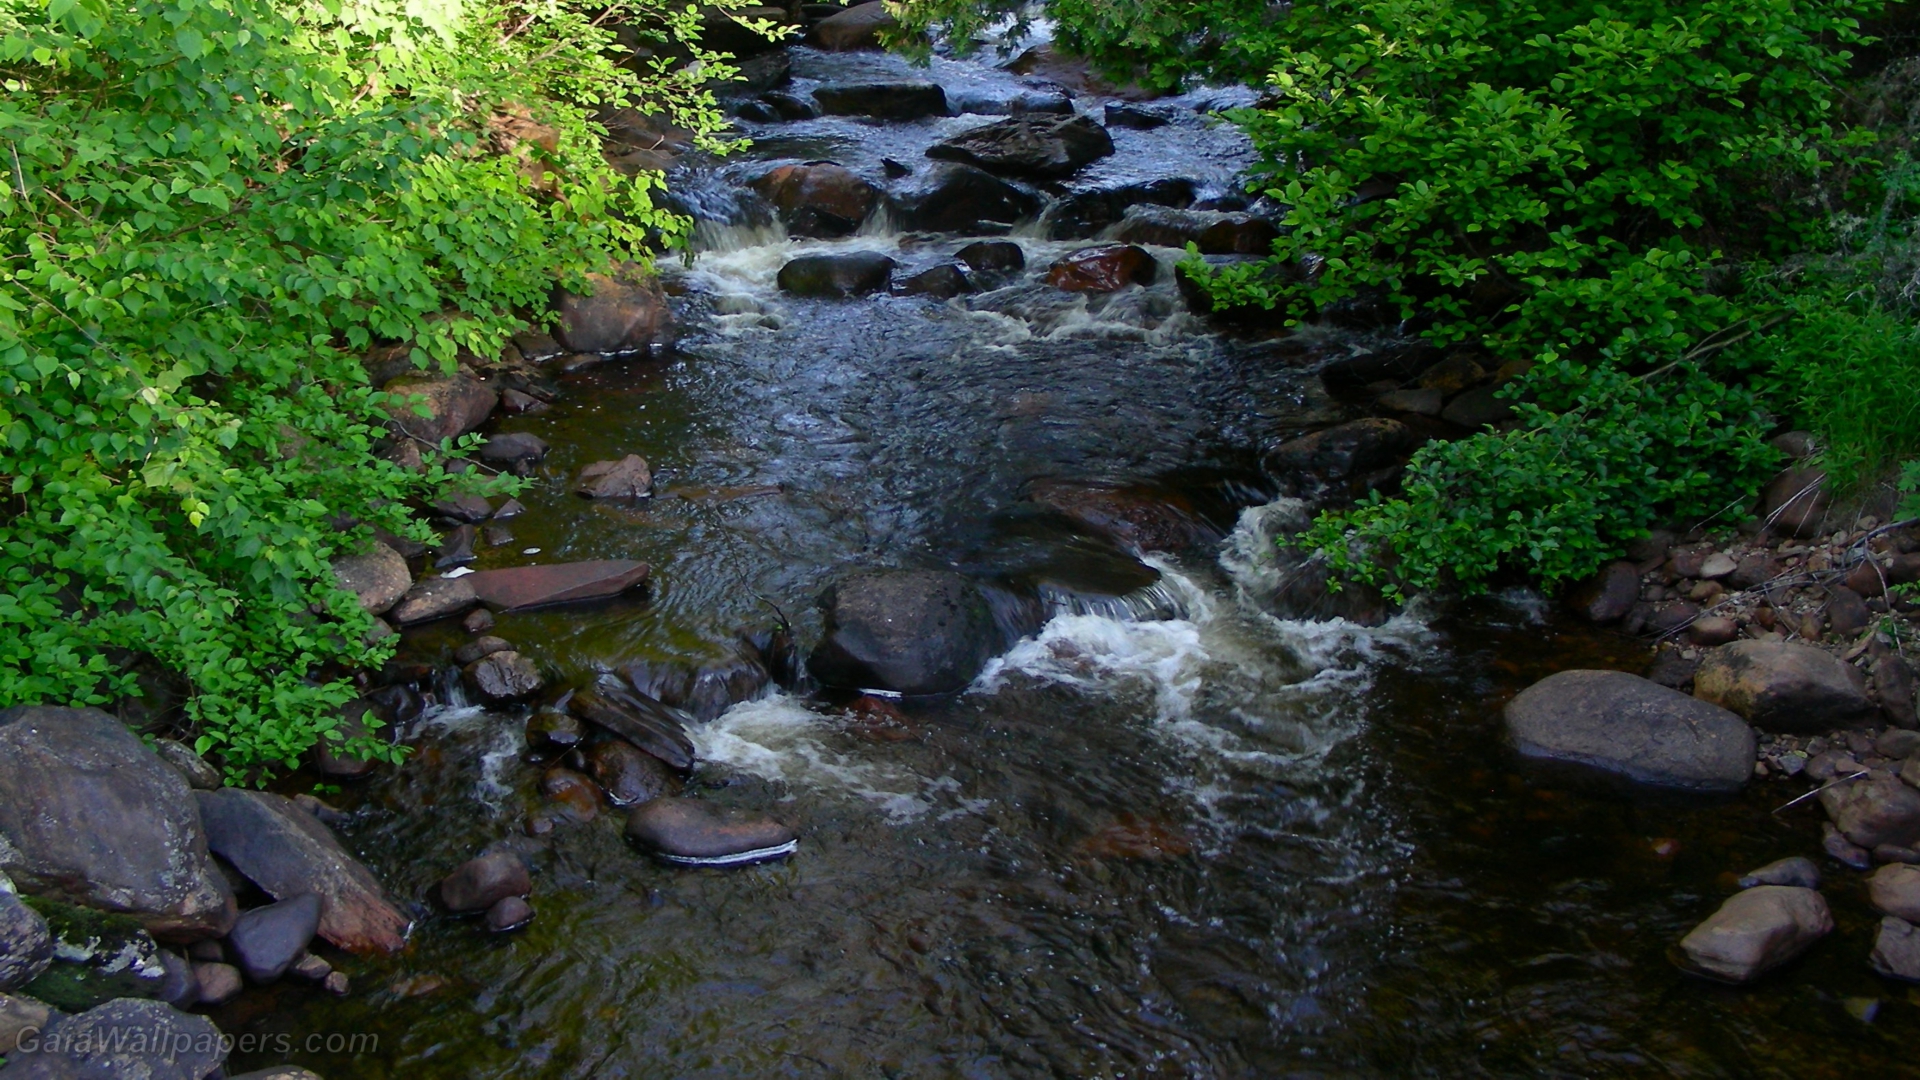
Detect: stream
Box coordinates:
(226, 40, 1919, 1079)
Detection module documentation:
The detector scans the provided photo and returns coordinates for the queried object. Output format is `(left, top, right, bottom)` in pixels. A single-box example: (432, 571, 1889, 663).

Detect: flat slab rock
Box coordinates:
(1677, 885, 1833, 983)
(0, 707, 235, 941)
(625, 799, 796, 867)
(194, 789, 409, 955)
(1503, 670, 1756, 791)
(567, 686, 696, 772)
(465, 560, 650, 611)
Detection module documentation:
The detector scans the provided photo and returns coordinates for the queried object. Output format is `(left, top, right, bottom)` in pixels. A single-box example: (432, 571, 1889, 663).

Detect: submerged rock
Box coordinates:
(439, 852, 530, 914)
(1023, 480, 1218, 553)
(465, 560, 651, 611)
(1692, 640, 1874, 733)
(777, 251, 896, 298)
(1678, 886, 1832, 983)
(625, 799, 797, 867)
(1040, 178, 1195, 240)
(1503, 670, 1755, 791)
(926, 114, 1114, 179)
(809, 569, 1001, 695)
(485, 896, 534, 933)
(587, 740, 677, 807)
(0, 706, 235, 941)
(464, 651, 544, 703)
(195, 789, 409, 955)
(955, 240, 1025, 275)
(1112, 205, 1278, 254)
(894, 264, 972, 299)
(575, 454, 653, 499)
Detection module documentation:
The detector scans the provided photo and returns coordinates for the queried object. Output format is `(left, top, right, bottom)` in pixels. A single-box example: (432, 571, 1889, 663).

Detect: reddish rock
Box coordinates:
(554, 270, 673, 355)
(1845, 552, 1920, 597)
(1023, 480, 1219, 552)
(1677, 885, 1832, 983)
(587, 739, 677, 807)
(540, 767, 601, 822)
(195, 789, 410, 954)
(625, 799, 797, 866)
(465, 560, 650, 611)
(1045, 245, 1158, 291)
(751, 162, 879, 237)
(382, 375, 497, 445)
(1078, 816, 1193, 861)
(1688, 616, 1741, 647)
(1568, 562, 1640, 623)
(568, 685, 697, 771)
(1827, 585, 1873, 637)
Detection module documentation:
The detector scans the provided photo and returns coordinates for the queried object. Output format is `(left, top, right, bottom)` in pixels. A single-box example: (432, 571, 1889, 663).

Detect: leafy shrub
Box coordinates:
(0, 0, 747, 779)
(1303, 358, 1782, 598)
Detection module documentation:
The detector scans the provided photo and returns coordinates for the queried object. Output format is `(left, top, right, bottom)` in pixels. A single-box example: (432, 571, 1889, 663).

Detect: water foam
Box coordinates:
(691, 694, 942, 823)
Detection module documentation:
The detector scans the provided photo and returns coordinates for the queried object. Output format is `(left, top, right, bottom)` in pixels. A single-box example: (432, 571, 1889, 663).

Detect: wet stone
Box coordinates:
(1505, 670, 1755, 791)
(390, 576, 480, 625)
(485, 896, 534, 933)
(1692, 640, 1874, 733)
(927, 113, 1115, 179)
(810, 1, 895, 50)
(894, 264, 972, 299)
(527, 711, 586, 753)
(1568, 561, 1640, 623)
(778, 251, 897, 298)
(439, 852, 531, 913)
(890, 164, 1040, 234)
(477, 431, 549, 474)
(625, 799, 798, 867)
(1738, 856, 1821, 890)
(539, 767, 602, 822)
(812, 81, 949, 120)
(463, 607, 496, 634)
(554, 270, 673, 355)
(227, 893, 322, 984)
(1044, 244, 1157, 292)
(1824, 822, 1874, 870)
(465, 651, 544, 703)
(1870, 916, 1920, 981)
(466, 559, 650, 611)
(193, 960, 242, 1005)
(1105, 101, 1172, 129)
(809, 569, 1001, 696)
(1677, 885, 1832, 983)
(751, 162, 879, 238)
(568, 685, 698, 772)
(587, 739, 677, 807)
(433, 523, 476, 569)
(575, 454, 653, 499)
(454, 635, 514, 666)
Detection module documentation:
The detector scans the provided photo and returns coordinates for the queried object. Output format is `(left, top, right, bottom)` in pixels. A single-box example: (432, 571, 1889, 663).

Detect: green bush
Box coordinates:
(0, 0, 748, 779)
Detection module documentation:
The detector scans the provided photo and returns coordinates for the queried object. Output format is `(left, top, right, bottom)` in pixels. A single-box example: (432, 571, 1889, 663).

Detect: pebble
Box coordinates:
(193, 962, 244, 1006)
(485, 896, 533, 932)
(323, 970, 350, 996)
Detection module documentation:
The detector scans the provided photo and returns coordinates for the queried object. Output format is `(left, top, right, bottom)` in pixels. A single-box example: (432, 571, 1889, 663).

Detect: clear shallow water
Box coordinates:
(225, 42, 1917, 1080)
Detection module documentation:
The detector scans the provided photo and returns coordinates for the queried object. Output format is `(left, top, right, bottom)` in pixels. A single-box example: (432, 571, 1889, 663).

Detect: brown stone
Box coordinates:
(625, 799, 797, 866)
(587, 739, 677, 807)
(438, 852, 530, 913)
(810, 1, 897, 50)
(382, 375, 497, 445)
(465, 651, 544, 702)
(1677, 885, 1832, 983)
(1692, 640, 1874, 732)
(465, 560, 650, 611)
(575, 455, 653, 499)
(1875, 653, 1918, 727)
(750, 162, 879, 238)
(1759, 467, 1830, 538)
(389, 575, 480, 625)
(568, 686, 697, 772)
(928, 114, 1115, 180)
(554, 270, 673, 355)
(1820, 772, 1920, 850)
(1567, 562, 1640, 623)
(1023, 480, 1218, 553)
(329, 542, 411, 616)
(1044, 245, 1158, 291)
(1827, 585, 1873, 637)
(539, 767, 601, 822)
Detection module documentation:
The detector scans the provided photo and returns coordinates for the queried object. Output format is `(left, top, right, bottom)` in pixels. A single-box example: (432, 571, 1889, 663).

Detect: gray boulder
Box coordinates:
(0, 708, 234, 941)
(1869, 862, 1920, 921)
(1677, 885, 1832, 983)
(1819, 772, 1920, 850)
(1504, 670, 1756, 791)
(1737, 856, 1820, 890)
(626, 799, 797, 867)
(328, 542, 411, 616)
(1870, 916, 1920, 982)
(0, 883, 51, 992)
(226, 894, 321, 984)
(195, 790, 408, 955)
(0, 998, 225, 1080)
(808, 570, 1002, 695)
(1692, 640, 1874, 732)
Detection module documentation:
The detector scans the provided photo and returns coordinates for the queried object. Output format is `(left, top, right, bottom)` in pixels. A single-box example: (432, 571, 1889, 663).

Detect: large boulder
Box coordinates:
(1503, 670, 1756, 791)
(1040, 178, 1196, 240)
(812, 81, 948, 120)
(194, 789, 409, 955)
(1261, 418, 1414, 505)
(0, 886, 51, 992)
(328, 542, 411, 616)
(0, 708, 234, 942)
(891, 164, 1040, 233)
(0, 998, 225, 1080)
(777, 251, 896, 297)
(1043, 244, 1157, 291)
(810, 1, 896, 49)
(553, 270, 674, 355)
(1677, 886, 1832, 983)
(381, 374, 496, 445)
(808, 570, 1001, 695)
(926, 114, 1114, 179)
(750, 162, 879, 238)
(625, 799, 797, 867)
(1692, 640, 1874, 733)
(1112, 205, 1278, 254)
(1819, 772, 1920, 850)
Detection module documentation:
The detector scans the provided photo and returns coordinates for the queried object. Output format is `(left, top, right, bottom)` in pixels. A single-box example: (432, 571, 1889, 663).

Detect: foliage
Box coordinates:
(0, 0, 748, 780)
(1303, 358, 1782, 598)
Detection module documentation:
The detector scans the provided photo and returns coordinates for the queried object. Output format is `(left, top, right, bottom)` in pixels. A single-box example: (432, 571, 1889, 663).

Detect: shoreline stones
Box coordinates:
(1503, 670, 1756, 791)
(625, 800, 797, 868)
(554, 269, 673, 355)
(330, 542, 411, 616)
(1677, 885, 1833, 983)
(0, 707, 236, 942)
(808, 569, 1001, 696)
(1692, 640, 1874, 733)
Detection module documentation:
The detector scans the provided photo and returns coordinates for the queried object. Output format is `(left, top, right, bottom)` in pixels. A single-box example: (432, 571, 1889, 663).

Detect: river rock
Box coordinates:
(890, 164, 1040, 233)
(554, 270, 673, 355)
(1869, 862, 1920, 920)
(539, 767, 601, 822)
(895, 264, 971, 299)
(477, 431, 548, 474)
(467, 559, 650, 610)
(1760, 467, 1829, 537)
(188, 961, 239, 1006)
(955, 240, 1025, 275)
(1044, 244, 1157, 291)
(1262, 418, 1414, 505)
(439, 852, 530, 914)
(1827, 585, 1872, 637)
(809, 570, 1000, 695)
(777, 251, 896, 297)
(149, 740, 221, 791)
(587, 740, 677, 807)
(454, 636, 513, 666)
(810, 1, 895, 49)
(1692, 640, 1874, 732)
(680, 653, 774, 721)
(927, 114, 1113, 179)
(1875, 653, 1919, 728)
(1040, 178, 1195, 240)
(567, 686, 697, 772)
(1024, 480, 1218, 553)
(1566, 562, 1641, 623)
(329, 542, 411, 616)
(1677, 885, 1832, 983)
(18, 900, 172, 1011)
(485, 896, 534, 932)
(0, 998, 226, 1080)
(0, 992, 50, 1054)
(0, 888, 51, 992)
(1845, 551, 1920, 596)
(465, 651, 544, 702)
(575, 454, 653, 499)
(813, 81, 948, 120)
(431, 492, 492, 523)
(1821, 772, 1920, 850)
(527, 711, 586, 754)
(1375, 387, 1443, 416)
(314, 699, 379, 780)
(226, 893, 321, 984)
(1738, 856, 1821, 890)
(1105, 101, 1172, 129)
(388, 575, 479, 625)
(1503, 670, 1755, 791)
(382, 374, 496, 445)
(1112, 205, 1278, 255)
(751, 162, 879, 238)
(625, 799, 797, 867)
(0, 707, 234, 942)
(1870, 916, 1920, 981)
(195, 789, 409, 955)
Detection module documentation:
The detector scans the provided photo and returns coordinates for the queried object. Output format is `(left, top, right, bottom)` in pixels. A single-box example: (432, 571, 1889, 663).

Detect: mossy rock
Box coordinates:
(17, 897, 166, 1012)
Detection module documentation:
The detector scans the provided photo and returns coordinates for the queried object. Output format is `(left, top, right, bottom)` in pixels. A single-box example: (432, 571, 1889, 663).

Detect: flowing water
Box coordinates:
(226, 43, 1918, 1079)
